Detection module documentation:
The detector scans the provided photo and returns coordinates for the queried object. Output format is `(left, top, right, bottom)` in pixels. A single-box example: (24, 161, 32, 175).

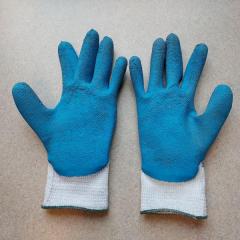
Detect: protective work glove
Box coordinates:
(130, 34, 233, 219)
(12, 29, 127, 211)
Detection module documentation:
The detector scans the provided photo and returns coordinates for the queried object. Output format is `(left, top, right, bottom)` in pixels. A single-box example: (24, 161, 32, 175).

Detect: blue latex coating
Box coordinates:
(12, 29, 127, 177)
(130, 33, 233, 182)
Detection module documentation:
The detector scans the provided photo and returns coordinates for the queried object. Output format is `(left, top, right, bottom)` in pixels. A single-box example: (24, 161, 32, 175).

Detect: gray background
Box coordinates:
(1, 0, 240, 239)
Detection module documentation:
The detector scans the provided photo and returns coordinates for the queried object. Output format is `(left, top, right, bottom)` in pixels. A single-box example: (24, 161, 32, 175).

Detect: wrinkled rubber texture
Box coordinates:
(12, 29, 127, 177)
(130, 34, 233, 182)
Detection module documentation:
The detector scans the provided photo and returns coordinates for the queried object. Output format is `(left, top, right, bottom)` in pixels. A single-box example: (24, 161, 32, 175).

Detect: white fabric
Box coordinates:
(42, 164, 108, 211)
(141, 164, 207, 219)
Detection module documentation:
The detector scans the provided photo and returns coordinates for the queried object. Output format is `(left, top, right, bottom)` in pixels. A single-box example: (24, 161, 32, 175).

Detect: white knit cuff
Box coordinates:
(42, 164, 108, 211)
(141, 164, 207, 219)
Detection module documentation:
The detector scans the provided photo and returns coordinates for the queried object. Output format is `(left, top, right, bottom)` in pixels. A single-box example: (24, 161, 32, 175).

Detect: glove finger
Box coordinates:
(92, 36, 113, 89)
(129, 56, 145, 98)
(199, 84, 233, 137)
(148, 38, 166, 92)
(109, 57, 127, 94)
(166, 33, 183, 88)
(75, 29, 99, 84)
(58, 41, 78, 88)
(12, 82, 50, 132)
(182, 44, 208, 94)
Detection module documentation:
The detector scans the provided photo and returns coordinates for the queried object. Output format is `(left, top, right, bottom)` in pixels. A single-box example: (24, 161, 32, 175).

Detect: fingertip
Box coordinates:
(194, 43, 208, 57)
(166, 33, 179, 42)
(58, 41, 72, 49)
(152, 38, 166, 55)
(196, 43, 208, 50)
(153, 37, 165, 46)
(102, 36, 113, 43)
(205, 84, 233, 122)
(214, 84, 233, 104)
(152, 38, 166, 53)
(116, 56, 128, 66)
(100, 36, 113, 49)
(12, 82, 29, 96)
(12, 83, 33, 108)
(97, 36, 113, 55)
(215, 84, 233, 94)
(129, 56, 141, 67)
(58, 41, 74, 54)
(82, 29, 99, 49)
(109, 57, 128, 93)
(86, 29, 99, 39)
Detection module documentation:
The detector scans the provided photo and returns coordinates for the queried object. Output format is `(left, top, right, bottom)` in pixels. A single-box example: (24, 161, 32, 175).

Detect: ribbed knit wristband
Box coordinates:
(141, 164, 207, 219)
(42, 164, 108, 211)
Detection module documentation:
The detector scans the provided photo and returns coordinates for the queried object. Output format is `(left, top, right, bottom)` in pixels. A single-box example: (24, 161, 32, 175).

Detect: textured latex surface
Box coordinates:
(130, 34, 233, 182)
(12, 29, 127, 177)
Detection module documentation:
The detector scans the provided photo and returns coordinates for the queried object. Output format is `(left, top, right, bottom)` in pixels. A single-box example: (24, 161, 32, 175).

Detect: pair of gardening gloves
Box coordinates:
(12, 29, 233, 219)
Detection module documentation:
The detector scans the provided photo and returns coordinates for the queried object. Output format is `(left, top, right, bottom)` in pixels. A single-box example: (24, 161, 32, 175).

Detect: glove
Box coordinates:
(12, 29, 127, 211)
(129, 33, 233, 219)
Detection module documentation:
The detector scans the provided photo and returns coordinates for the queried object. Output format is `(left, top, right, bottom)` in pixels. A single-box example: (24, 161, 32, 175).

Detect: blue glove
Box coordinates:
(12, 29, 127, 210)
(130, 34, 232, 218)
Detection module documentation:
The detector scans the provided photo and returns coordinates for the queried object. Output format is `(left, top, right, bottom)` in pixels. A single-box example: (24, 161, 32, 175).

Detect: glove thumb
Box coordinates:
(199, 84, 233, 137)
(12, 82, 51, 134)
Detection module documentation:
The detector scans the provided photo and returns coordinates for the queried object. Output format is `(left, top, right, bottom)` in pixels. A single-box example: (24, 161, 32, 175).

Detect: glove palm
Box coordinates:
(130, 34, 232, 182)
(13, 29, 127, 177)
